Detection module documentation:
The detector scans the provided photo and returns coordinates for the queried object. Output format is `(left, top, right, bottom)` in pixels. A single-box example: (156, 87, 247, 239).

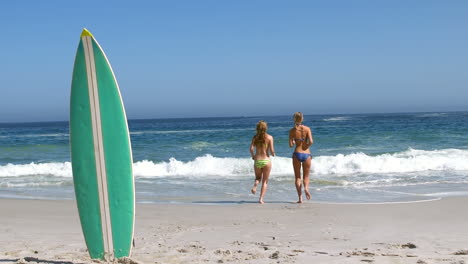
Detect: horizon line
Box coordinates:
(0, 110, 467, 125)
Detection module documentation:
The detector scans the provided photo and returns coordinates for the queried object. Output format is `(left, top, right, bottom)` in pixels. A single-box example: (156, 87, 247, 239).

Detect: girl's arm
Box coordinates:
(249, 137, 255, 159)
(289, 129, 295, 148)
(305, 127, 314, 148)
(269, 136, 276, 156)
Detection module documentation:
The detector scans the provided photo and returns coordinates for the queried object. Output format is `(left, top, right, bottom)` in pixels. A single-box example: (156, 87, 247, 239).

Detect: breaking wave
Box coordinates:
(1, 148, 467, 178)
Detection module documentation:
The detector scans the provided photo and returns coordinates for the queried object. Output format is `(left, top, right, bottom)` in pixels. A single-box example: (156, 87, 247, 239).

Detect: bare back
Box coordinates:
(250, 134, 275, 160)
(289, 125, 313, 153)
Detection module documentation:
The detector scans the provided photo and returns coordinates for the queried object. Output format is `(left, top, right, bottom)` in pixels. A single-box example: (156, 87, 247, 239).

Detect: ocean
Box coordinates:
(1, 112, 467, 204)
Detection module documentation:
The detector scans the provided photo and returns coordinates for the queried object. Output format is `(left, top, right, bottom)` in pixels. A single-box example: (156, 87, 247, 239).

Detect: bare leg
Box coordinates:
(251, 166, 262, 194)
(259, 162, 271, 204)
(292, 155, 303, 203)
(302, 157, 312, 200)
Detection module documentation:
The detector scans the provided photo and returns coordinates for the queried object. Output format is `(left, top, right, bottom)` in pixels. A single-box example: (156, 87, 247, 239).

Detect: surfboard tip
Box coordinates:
(81, 28, 93, 38)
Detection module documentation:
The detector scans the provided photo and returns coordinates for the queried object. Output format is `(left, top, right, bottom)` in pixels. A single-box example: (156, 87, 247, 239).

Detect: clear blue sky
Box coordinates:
(1, 1, 467, 122)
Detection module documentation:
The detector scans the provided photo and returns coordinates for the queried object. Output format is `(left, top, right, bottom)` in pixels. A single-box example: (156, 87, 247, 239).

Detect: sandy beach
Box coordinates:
(1, 198, 467, 264)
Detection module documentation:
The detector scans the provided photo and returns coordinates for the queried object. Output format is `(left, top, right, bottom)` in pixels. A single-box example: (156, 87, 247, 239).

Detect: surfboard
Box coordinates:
(70, 28, 135, 261)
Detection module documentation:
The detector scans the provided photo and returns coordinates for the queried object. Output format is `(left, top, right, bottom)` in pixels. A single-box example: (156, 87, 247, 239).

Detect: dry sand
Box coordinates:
(1, 198, 468, 264)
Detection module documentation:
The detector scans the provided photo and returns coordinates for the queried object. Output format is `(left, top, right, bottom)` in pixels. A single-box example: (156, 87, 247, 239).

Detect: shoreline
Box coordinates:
(0, 194, 457, 206)
(1, 197, 468, 264)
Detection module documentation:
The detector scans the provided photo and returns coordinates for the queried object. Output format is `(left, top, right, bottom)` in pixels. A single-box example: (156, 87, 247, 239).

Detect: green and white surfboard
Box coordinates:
(70, 28, 135, 261)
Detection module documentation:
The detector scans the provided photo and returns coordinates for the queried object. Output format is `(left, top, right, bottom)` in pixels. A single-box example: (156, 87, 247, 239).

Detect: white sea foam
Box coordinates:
(323, 116, 351, 122)
(0, 181, 71, 188)
(1, 148, 467, 179)
(313, 148, 468, 175)
(188, 141, 214, 151)
(417, 113, 448, 118)
(0, 162, 72, 177)
(0, 133, 68, 139)
(133, 155, 255, 177)
(130, 128, 251, 135)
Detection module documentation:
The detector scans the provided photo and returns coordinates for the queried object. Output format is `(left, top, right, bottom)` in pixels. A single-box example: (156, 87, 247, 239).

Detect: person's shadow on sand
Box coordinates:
(192, 200, 301, 204)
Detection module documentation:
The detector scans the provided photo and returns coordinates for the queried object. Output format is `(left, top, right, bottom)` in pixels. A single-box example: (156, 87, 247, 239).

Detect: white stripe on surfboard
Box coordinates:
(92, 37, 135, 257)
(82, 35, 114, 261)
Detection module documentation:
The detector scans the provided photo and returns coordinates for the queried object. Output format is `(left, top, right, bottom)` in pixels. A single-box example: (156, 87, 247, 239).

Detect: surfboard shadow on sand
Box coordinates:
(0, 257, 85, 264)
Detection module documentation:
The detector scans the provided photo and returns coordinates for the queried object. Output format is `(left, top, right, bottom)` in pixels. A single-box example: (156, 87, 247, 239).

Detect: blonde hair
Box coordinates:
(293, 112, 303, 124)
(254, 120, 267, 145)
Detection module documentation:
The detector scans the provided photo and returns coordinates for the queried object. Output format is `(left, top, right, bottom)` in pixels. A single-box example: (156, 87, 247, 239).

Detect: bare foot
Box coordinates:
(259, 199, 265, 204)
(251, 186, 257, 194)
(305, 189, 311, 200)
(296, 198, 303, 204)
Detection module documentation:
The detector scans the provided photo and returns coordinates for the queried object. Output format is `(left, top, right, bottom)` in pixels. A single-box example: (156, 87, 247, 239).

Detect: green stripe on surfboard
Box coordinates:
(70, 29, 134, 260)
(92, 39, 134, 258)
(70, 38, 105, 259)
